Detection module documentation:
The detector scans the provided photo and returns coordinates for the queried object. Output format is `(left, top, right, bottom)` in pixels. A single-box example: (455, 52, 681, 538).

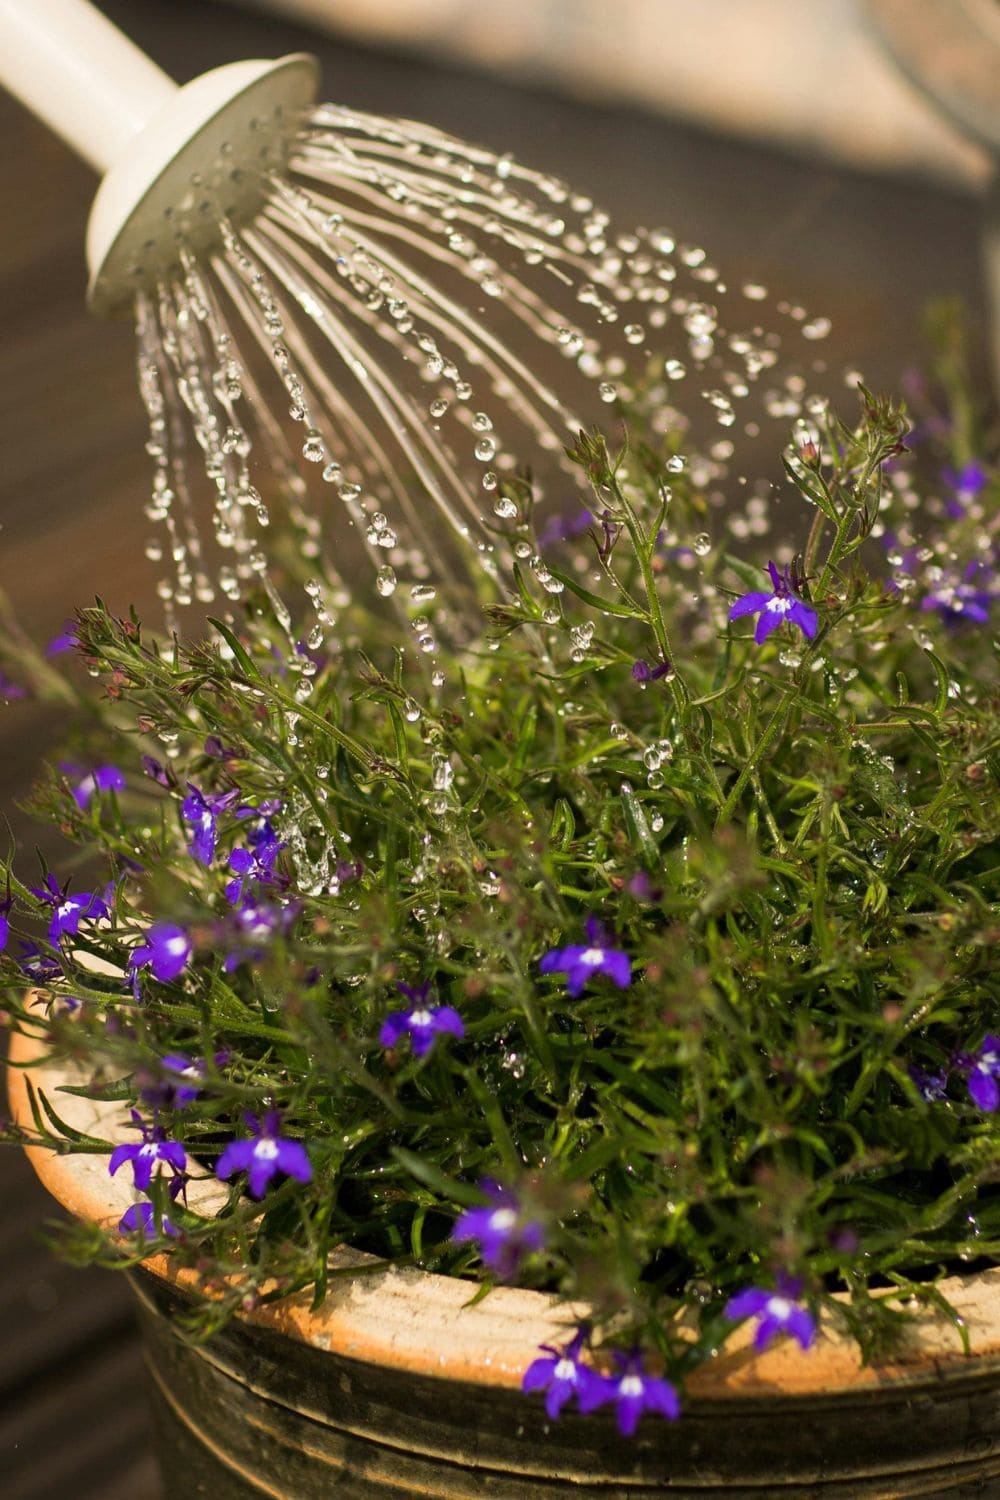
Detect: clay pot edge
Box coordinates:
(9, 1019, 1000, 1402)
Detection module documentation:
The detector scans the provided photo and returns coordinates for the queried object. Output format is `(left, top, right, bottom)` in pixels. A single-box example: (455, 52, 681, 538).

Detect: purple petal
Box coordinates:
(576, 1368, 614, 1414)
(46, 628, 78, 657)
(788, 601, 818, 640)
(118, 1202, 177, 1238)
(539, 946, 576, 975)
(754, 608, 786, 644)
(644, 1377, 681, 1421)
(767, 560, 783, 591)
(786, 1306, 816, 1350)
(131, 1152, 156, 1192)
(159, 1141, 188, 1174)
(379, 1011, 411, 1049)
(599, 950, 632, 988)
(728, 591, 771, 621)
(545, 1377, 577, 1420)
(520, 1219, 546, 1254)
(521, 1355, 556, 1394)
(247, 1156, 279, 1197)
(753, 1314, 783, 1351)
(432, 1006, 465, 1039)
(724, 1287, 771, 1320)
(615, 1393, 644, 1437)
(216, 1139, 255, 1181)
(564, 963, 590, 998)
(274, 1139, 312, 1183)
(409, 1024, 437, 1059)
(968, 1070, 999, 1112)
(397, 980, 431, 1007)
(451, 1206, 495, 1244)
(108, 1143, 137, 1177)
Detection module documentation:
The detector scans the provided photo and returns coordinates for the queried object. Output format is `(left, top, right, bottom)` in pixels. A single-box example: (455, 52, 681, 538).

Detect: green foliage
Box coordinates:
(2, 353, 1000, 1385)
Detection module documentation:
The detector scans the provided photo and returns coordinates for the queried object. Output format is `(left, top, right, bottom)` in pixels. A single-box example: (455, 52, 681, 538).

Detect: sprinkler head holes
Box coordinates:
(86, 54, 320, 318)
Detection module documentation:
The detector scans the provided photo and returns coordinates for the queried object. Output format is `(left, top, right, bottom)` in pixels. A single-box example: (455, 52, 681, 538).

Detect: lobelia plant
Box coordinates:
(1, 309, 999, 1441)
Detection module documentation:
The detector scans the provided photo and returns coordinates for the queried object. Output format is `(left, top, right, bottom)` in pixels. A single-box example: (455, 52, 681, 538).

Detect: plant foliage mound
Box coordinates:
(3, 316, 1000, 1421)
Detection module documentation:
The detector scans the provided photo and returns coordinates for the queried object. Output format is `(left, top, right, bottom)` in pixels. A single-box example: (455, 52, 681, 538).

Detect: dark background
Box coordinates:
(0, 2, 991, 1495)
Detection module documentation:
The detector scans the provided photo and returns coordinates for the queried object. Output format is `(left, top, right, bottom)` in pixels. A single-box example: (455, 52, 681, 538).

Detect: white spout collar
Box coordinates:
(86, 54, 320, 318)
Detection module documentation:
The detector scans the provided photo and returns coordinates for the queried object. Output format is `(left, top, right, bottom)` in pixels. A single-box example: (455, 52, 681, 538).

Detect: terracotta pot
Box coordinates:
(9, 1022, 1000, 1498)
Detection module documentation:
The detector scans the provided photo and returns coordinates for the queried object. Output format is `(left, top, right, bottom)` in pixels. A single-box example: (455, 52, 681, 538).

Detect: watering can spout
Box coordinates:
(0, 0, 320, 315)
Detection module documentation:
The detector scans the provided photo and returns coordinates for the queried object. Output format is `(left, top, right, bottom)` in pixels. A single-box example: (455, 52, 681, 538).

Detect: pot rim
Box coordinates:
(9, 1019, 1000, 1400)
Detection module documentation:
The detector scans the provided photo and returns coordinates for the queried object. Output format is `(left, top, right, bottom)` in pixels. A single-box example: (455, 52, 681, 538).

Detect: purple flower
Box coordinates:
(109, 1110, 187, 1191)
(577, 1350, 681, 1436)
(380, 981, 465, 1058)
(118, 1201, 179, 1238)
(522, 1325, 595, 1419)
(129, 922, 192, 990)
(216, 1110, 312, 1198)
(451, 1179, 545, 1279)
(138, 1052, 214, 1109)
(141, 755, 171, 787)
(537, 506, 594, 550)
(631, 658, 672, 683)
(920, 559, 994, 625)
(46, 624, 78, 657)
(204, 735, 242, 759)
(910, 1063, 950, 1103)
(66, 764, 126, 810)
(18, 940, 62, 983)
(181, 784, 240, 866)
(942, 462, 988, 518)
(724, 1272, 816, 1352)
(0, 885, 12, 953)
(539, 915, 632, 998)
(955, 1035, 1000, 1112)
(220, 898, 296, 972)
(224, 822, 287, 905)
(0, 669, 28, 701)
(30, 874, 109, 945)
(729, 561, 817, 645)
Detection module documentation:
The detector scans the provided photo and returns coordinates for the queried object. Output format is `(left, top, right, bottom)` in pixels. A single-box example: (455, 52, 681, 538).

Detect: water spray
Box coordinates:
(0, 0, 825, 628)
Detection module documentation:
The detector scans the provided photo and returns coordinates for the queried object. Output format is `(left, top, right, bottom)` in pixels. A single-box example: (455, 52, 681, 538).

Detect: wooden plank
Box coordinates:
(0, 1335, 160, 1500)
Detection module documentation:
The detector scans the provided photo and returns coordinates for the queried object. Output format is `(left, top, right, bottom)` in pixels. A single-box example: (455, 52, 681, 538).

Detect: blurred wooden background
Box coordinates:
(0, 1, 991, 1495)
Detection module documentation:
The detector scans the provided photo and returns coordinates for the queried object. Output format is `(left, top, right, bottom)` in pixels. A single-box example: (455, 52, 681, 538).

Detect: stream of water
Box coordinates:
(133, 101, 833, 650)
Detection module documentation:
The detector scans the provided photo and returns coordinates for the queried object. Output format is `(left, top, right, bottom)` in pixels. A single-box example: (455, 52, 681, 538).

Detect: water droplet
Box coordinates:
(375, 565, 397, 596)
(475, 435, 497, 462)
(692, 533, 711, 556)
(599, 382, 618, 403)
(432, 755, 454, 791)
(623, 323, 645, 345)
(302, 428, 324, 462)
(493, 495, 518, 519)
(802, 316, 831, 341)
